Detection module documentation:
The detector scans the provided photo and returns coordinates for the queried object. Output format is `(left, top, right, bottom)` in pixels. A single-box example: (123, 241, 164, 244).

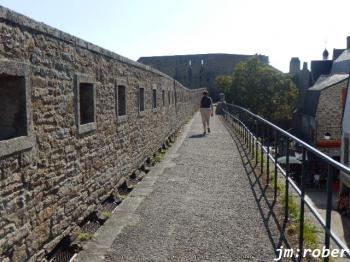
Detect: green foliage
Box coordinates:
(153, 154, 163, 162)
(215, 75, 232, 99)
(282, 195, 299, 220)
(77, 232, 94, 241)
(256, 155, 318, 250)
(216, 56, 298, 121)
(278, 180, 318, 249)
(100, 211, 112, 220)
(303, 220, 318, 249)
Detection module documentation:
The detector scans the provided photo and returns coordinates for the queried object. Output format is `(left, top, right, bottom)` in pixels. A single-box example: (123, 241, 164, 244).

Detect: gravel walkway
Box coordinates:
(101, 112, 276, 261)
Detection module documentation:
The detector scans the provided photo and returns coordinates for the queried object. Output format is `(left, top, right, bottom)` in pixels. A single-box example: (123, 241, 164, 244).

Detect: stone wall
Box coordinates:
(138, 53, 269, 101)
(0, 6, 204, 261)
(315, 79, 347, 156)
(316, 79, 347, 140)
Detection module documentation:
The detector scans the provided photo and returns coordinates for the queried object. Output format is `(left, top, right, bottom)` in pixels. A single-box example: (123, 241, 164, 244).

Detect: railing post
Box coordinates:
(298, 148, 307, 261)
(261, 123, 264, 175)
(245, 127, 248, 146)
(274, 130, 278, 201)
(285, 137, 290, 223)
(242, 112, 245, 143)
(324, 164, 334, 262)
(256, 122, 259, 165)
(245, 120, 248, 145)
(248, 117, 251, 154)
(250, 119, 253, 155)
(239, 112, 242, 136)
(266, 126, 270, 185)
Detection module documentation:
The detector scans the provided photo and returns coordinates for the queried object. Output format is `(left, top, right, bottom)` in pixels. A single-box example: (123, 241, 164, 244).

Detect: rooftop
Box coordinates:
(308, 74, 348, 91)
(332, 49, 350, 74)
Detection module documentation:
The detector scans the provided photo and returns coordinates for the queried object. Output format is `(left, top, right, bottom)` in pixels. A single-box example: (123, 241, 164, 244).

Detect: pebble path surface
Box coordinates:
(102, 112, 277, 261)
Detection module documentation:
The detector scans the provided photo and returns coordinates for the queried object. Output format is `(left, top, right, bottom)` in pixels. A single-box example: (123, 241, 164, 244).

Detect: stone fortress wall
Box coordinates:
(138, 53, 269, 101)
(0, 6, 204, 261)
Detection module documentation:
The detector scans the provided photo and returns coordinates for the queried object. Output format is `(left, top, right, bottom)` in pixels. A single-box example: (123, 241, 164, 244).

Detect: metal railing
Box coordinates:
(222, 102, 350, 261)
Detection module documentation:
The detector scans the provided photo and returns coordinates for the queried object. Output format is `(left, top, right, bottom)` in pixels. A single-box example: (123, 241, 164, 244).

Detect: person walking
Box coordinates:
(200, 90, 213, 135)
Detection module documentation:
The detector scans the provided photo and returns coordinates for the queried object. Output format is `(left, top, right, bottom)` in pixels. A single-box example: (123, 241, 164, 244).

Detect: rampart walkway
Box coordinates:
(76, 112, 276, 261)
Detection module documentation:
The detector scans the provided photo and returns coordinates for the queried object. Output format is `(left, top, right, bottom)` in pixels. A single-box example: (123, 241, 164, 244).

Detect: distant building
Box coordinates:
(339, 38, 350, 194)
(138, 53, 269, 101)
(289, 58, 312, 108)
(341, 76, 350, 192)
(300, 74, 348, 158)
(292, 36, 350, 150)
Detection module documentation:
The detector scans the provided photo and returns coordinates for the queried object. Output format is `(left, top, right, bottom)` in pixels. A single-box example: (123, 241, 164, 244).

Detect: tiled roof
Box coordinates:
(301, 74, 348, 116)
(332, 49, 350, 74)
(308, 74, 348, 91)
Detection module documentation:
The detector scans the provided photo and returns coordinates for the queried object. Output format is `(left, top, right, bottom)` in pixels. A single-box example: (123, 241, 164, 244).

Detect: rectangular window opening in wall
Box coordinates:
(117, 85, 126, 117)
(115, 78, 128, 123)
(79, 83, 95, 125)
(0, 60, 34, 158)
(152, 88, 157, 110)
(168, 90, 171, 105)
(0, 75, 27, 141)
(139, 86, 145, 113)
(75, 74, 96, 134)
(162, 90, 165, 107)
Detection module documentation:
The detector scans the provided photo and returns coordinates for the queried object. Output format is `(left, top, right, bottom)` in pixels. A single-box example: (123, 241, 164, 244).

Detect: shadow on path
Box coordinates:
(188, 134, 206, 139)
(220, 116, 296, 262)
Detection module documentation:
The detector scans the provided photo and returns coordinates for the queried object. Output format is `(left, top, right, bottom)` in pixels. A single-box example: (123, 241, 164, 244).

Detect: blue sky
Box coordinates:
(0, 0, 349, 72)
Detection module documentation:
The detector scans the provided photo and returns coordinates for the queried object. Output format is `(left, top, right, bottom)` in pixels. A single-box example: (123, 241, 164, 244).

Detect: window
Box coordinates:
(75, 74, 96, 134)
(152, 85, 157, 111)
(116, 78, 127, 122)
(168, 90, 171, 105)
(0, 75, 27, 140)
(0, 60, 33, 157)
(162, 89, 165, 107)
(117, 85, 126, 116)
(79, 83, 95, 124)
(139, 85, 145, 114)
(344, 136, 349, 166)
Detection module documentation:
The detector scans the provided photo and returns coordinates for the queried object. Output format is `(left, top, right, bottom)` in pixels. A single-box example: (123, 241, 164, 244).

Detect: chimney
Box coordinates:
(289, 57, 300, 76)
(347, 36, 350, 49)
(302, 62, 308, 70)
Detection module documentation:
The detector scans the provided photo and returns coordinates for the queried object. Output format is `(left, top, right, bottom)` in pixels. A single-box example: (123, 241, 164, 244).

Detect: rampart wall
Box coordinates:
(0, 6, 204, 261)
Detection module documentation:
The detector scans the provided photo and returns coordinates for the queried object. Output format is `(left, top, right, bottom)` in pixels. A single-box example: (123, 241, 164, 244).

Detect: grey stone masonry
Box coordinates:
(0, 5, 204, 262)
(315, 78, 347, 156)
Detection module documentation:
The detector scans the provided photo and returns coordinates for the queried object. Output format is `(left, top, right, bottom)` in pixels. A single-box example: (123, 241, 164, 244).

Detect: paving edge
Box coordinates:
(73, 115, 196, 262)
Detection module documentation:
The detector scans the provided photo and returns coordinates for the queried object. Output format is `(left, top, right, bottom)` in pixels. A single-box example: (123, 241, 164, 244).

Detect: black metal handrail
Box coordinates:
(222, 102, 350, 262)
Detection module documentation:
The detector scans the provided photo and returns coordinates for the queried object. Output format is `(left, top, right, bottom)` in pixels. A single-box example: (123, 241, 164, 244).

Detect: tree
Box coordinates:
(215, 75, 233, 102)
(216, 56, 298, 121)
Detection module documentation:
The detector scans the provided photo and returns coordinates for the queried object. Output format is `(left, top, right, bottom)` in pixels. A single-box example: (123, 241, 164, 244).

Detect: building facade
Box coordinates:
(341, 77, 350, 191)
(299, 75, 348, 157)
